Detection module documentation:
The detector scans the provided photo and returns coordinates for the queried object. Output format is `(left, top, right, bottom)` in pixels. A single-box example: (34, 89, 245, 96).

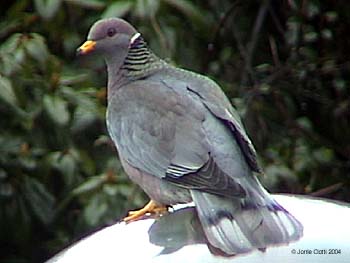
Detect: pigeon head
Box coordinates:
(77, 18, 139, 57)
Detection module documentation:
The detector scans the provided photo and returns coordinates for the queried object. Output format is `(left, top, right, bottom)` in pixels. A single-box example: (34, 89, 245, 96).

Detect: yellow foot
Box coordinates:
(123, 200, 169, 223)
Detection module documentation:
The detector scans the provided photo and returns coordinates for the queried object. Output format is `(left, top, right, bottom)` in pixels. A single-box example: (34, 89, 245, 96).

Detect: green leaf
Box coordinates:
(72, 104, 100, 130)
(321, 29, 332, 40)
(259, 83, 271, 94)
(286, 17, 301, 46)
(294, 139, 313, 172)
(59, 86, 103, 130)
(261, 164, 297, 192)
(0, 33, 24, 75)
(306, 0, 320, 18)
(22, 176, 55, 225)
(43, 94, 70, 126)
(71, 176, 105, 196)
(76, 149, 96, 175)
(48, 151, 78, 188)
(324, 11, 338, 22)
(59, 74, 90, 86)
(83, 193, 108, 226)
(0, 75, 18, 107)
(135, 0, 160, 18)
(313, 147, 334, 164)
(296, 117, 313, 131)
(19, 156, 37, 170)
(0, 54, 22, 76)
(304, 31, 318, 43)
(24, 33, 49, 65)
(34, 0, 62, 20)
(102, 1, 133, 18)
(0, 134, 22, 156)
(163, 0, 209, 27)
(64, 0, 106, 10)
(333, 78, 346, 91)
(256, 63, 272, 73)
(0, 33, 22, 53)
(103, 184, 118, 196)
(60, 153, 77, 187)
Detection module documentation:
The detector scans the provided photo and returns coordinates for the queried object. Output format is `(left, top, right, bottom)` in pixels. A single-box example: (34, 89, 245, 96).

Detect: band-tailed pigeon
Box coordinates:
(77, 18, 303, 256)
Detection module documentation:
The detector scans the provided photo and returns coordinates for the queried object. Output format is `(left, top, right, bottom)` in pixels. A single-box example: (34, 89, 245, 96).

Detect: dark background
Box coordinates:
(0, 0, 349, 262)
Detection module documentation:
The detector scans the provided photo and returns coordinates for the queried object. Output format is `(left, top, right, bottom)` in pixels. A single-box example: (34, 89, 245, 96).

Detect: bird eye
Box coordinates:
(107, 28, 116, 37)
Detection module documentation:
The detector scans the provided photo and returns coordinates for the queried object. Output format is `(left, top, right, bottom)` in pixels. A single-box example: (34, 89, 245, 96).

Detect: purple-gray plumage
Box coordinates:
(77, 18, 303, 256)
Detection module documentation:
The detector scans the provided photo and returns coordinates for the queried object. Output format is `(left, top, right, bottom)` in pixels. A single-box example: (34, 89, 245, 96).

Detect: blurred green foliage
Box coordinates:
(0, 0, 349, 262)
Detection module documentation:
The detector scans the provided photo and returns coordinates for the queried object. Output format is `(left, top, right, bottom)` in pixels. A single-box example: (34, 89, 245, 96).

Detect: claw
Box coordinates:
(123, 200, 169, 223)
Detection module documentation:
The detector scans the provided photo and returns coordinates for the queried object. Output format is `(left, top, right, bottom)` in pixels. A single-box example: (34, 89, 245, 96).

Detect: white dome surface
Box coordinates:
(47, 195, 350, 263)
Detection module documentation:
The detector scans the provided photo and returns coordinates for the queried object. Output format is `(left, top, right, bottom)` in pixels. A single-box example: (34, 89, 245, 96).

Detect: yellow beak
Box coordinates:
(77, 40, 96, 55)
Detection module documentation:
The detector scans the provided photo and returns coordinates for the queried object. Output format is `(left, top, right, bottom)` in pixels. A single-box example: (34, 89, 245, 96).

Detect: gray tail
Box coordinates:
(191, 190, 303, 256)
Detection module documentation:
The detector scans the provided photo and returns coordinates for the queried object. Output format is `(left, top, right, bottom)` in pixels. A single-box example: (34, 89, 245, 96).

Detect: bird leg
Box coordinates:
(123, 200, 169, 223)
